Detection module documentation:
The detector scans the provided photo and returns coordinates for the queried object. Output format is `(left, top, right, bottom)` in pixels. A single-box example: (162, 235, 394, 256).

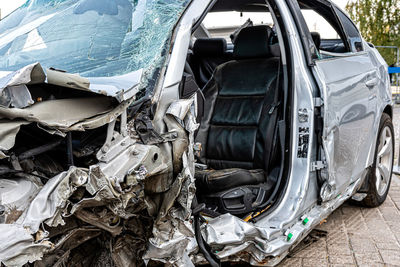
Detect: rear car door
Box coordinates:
(299, 1, 378, 199)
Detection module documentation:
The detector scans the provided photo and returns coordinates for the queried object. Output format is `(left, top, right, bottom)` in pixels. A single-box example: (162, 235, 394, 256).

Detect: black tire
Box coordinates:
(360, 113, 394, 207)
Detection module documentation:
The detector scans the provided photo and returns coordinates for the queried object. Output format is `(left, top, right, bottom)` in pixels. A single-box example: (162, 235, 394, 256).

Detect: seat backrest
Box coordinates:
(191, 38, 232, 88)
(195, 25, 280, 171)
(311, 32, 321, 50)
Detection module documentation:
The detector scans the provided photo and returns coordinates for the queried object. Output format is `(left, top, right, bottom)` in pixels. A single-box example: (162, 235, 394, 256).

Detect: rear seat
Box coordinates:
(190, 38, 233, 88)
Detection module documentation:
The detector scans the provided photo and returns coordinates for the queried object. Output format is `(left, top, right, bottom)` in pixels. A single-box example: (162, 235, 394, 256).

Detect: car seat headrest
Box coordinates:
(233, 25, 272, 59)
(193, 38, 227, 56)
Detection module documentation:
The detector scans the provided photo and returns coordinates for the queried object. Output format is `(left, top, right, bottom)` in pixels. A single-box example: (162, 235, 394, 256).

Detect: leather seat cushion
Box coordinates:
(195, 168, 265, 193)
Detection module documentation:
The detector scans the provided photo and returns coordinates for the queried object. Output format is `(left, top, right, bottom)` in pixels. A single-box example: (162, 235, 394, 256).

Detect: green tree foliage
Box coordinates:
(346, 0, 400, 65)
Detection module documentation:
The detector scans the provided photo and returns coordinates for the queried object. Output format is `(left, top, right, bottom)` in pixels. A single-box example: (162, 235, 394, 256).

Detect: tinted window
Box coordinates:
(336, 9, 363, 52)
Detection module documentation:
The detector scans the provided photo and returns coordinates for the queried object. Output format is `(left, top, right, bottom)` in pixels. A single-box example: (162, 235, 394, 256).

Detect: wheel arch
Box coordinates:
(383, 105, 393, 119)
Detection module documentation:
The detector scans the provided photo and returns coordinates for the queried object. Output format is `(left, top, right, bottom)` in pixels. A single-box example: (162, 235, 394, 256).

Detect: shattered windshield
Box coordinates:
(0, 0, 189, 78)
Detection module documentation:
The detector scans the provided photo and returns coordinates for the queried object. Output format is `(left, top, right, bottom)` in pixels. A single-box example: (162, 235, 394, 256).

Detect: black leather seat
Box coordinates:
(194, 25, 281, 215)
(191, 38, 233, 88)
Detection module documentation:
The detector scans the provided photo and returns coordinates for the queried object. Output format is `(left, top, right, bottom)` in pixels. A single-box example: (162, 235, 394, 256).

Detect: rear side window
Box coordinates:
(301, 9, 349, 54)
(301, 10, 341, 39)
(335, 9, 363, 52)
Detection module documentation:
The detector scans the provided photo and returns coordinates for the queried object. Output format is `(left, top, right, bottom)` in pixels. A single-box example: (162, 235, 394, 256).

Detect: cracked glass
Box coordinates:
(0, 0, 189, 80)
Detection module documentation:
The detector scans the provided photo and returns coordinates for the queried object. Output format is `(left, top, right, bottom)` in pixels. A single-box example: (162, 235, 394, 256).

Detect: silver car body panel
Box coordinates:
(314, 43, 392, 201)
(315, 52, 379, 200)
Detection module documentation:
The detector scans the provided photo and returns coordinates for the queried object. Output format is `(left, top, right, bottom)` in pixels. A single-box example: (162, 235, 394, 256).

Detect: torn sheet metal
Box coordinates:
(0, 63, 142, 103)
(0, 63, 45, 108)
(0, 97, 114, 128)
(0, 224, 52, 267)
(144, 153, 198, 267)
(46, 68, 143, 102)
(144, 97, 199, 266)
(21, 167, 88, 233)
(0, 167, 89, 266)
(0, 85, 34, 109)
(0, 165, 126, 265)
(0, 97, 133, 159)
(0, 96, 114, 157)
(0, 63, 46, 91)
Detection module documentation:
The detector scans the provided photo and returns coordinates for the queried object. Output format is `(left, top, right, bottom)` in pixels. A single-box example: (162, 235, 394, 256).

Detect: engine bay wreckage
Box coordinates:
(0, 0, 394, 266)
(0, 0, 200, 266)
(0, 62, 199, 266)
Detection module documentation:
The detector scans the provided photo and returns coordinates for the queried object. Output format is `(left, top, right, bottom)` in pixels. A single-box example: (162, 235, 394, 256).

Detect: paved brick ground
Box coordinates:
(279, 105, 400, 267)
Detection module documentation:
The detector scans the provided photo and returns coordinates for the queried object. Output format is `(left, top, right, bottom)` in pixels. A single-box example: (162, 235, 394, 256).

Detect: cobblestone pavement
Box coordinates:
(278, 105, 400, 267)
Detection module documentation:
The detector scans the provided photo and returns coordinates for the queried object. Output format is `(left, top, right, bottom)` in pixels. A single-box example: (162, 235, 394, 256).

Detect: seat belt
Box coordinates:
(263, 59, 281, 173)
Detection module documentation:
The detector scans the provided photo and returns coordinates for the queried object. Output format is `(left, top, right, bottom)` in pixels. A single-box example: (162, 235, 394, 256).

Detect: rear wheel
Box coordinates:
(361, 113, 394, 207)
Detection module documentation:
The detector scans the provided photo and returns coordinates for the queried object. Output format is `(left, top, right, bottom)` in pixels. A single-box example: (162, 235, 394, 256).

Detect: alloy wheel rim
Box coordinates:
(375, 126, 393, 196)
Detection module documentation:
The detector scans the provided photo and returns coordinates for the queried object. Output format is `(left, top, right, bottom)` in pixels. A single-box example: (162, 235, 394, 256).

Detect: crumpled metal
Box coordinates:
(0, 97, 133, 159)
(0, 96, 200, 267)
(21, 167, 89, 233)
(0, 62, 142, 104)
(0, 63, 46, 94)
(143, 96, 199, 266)
(0, 224, 52, 267)
(0, 167, 87, 266)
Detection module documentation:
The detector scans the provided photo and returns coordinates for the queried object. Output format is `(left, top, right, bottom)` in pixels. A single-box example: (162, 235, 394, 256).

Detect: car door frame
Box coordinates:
(288, 0, 379, 201)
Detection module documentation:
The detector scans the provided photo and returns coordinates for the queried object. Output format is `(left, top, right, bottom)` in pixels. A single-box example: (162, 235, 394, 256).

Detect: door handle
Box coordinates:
(366, 78, 378, 88)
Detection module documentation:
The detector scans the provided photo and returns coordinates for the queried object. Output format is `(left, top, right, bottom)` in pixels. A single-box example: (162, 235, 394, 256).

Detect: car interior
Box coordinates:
(179, 0, 286, 220)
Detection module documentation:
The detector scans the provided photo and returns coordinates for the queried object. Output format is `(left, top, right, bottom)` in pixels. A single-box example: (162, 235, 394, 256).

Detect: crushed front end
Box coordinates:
(0, 0, 195, 266)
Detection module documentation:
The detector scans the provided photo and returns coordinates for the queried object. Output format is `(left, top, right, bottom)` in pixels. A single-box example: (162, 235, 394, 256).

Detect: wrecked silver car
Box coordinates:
(0, 0, 393, 266)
